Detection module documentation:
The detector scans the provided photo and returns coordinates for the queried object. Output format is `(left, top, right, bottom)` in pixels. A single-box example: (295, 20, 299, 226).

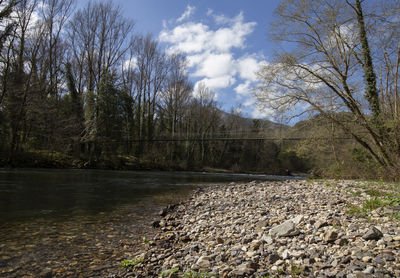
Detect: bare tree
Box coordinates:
(39, 0, 75, 96)
(5, 0, 40, 164)
(67, 0, 133, 94)
(67, 0, 134, 161)
(130, 34, 168, 154)
(158, 53, 192, 139)
(256, 0, 400, 167)
(189, 83, 220, 164)
(0, 0, 19, 106)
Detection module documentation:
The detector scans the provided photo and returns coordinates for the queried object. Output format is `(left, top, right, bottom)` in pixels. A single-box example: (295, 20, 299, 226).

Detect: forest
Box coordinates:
(0, 0, 306, 174)
(1, 0, 399, 180)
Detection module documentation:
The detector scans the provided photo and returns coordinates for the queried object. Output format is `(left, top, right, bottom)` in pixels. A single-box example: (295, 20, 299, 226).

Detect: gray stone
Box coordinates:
(331, 259, 339, 267)
(229, 264, 254, 277)
(268, 220, 299, 237)
(355, 273, 373, 278)
(381, 250, 395, 261)
(335, 238, 348, 246)
(195, 256, 211, 270)
(291, 250, 305, 258)
(324, 230, 338, 243)
(375, 256, 384, 264)
(363, 266, 374, 274)
(262, 235, 274, 244)
(362, 227, 383, 240)
(346, 265, 363, 272)
(268, 252, 281, 264)
(325, 271, 337, 278)
(291, 215, 304, 224)
(315, 220, 328, 229)
(249, 240, 261, 251)
(256, 220, 268, 228)
(281, 249, 290, 259)
(340, 256, 351, 264)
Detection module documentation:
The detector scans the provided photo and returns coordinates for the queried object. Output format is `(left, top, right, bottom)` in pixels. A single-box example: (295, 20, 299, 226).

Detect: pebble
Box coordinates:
(126, 180, 400, 277)
(324, 230, 339, 243)
(362, 227, 383, 240)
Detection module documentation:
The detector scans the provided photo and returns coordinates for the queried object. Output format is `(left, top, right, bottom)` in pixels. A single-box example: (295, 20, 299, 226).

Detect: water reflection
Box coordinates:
(0, 169, 295, 221)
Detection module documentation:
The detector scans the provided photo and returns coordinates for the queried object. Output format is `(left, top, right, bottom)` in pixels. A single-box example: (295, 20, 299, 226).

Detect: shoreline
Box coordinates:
(117, 179, 400, 277)
(0, 165, 299, 177)
(0, 151, 301, 177)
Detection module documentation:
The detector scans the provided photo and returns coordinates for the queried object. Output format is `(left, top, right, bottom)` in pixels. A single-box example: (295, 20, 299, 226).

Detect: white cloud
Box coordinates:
(251, 106, 275, 119)
(160, 7, 267, 114)
(194, 76, 236, 92)
(159, 12, 256, 54)
(211, 20, 255, 52)
(243, 97, 256, 107)
(213, 11, 245, 26)
(193, 52, 235, 78)
(237, 55, 265, 82)
(123, 57, 137, 71)
(234, 81, 252, 95)
(159, 22, 210, 53)
(177, 5, 195, 23)
(162, 20, 167, 29)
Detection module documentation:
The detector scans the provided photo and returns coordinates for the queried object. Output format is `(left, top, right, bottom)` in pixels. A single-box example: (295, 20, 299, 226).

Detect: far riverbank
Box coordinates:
(0, 149, 302, 176)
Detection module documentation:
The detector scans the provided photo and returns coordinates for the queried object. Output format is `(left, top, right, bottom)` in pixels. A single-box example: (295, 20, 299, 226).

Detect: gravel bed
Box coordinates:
(115, 180, 400, 277)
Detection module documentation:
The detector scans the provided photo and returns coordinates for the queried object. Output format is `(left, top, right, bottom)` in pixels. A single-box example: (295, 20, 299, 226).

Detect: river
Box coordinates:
(0, 169, 295, 277)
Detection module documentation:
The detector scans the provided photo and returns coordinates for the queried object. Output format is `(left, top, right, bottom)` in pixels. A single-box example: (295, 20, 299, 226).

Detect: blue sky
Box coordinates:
(112, 0, 282, 118)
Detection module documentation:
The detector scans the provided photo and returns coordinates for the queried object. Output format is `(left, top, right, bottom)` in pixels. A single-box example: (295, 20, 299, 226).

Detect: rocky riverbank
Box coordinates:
(116, 179, 400, 277)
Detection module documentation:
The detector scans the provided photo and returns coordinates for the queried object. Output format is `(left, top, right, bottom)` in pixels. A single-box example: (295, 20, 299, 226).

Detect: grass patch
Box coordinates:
(363, 197, 385, 211)
(365, 188, 387, 197)
(347, 194, 400, 220)
(120, 257, 144, 268)
(305, 177, 314, 183)
(325, 181, 333, 187)
(390, 212, 400, 221)
(351, 190, 362, 197)
(160, 268, 180, 277)
(346, 204, 364, 217)
(290, 264, 304, 277)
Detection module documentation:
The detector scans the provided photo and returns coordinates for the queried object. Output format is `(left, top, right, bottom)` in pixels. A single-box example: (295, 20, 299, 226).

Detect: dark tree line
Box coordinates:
(0, 0, 300, 173)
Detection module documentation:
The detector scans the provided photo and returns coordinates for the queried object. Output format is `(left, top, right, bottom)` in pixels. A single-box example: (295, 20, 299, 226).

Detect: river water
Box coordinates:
(0, 169, 295, 277)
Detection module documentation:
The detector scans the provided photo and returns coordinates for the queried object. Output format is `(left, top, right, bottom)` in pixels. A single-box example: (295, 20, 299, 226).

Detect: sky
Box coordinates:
(111, 0, 282, 119)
